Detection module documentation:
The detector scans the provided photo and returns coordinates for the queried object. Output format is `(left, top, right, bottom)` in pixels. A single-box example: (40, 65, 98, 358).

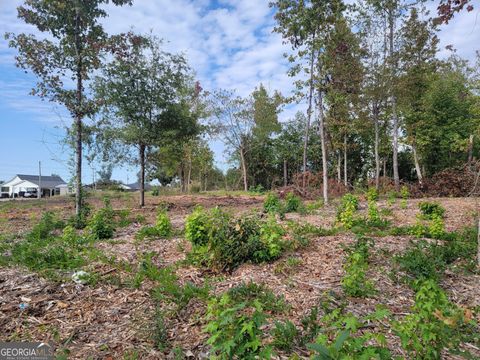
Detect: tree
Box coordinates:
(97, 163, 114, 183)
(94, 33, 199, 206)
(6, 0, 132, 217)
(210, 90, 254, 192)
(398, 7, 439, 184)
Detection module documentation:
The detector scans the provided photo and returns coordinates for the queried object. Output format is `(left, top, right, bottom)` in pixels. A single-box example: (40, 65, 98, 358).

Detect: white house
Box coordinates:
(0, 174, 70, 198)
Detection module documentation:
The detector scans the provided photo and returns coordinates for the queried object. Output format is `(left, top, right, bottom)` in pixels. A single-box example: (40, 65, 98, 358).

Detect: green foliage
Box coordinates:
(153, 308, 169, 351)
(8, 214, 87, 274)
(151, 187, 160, 196)
(366, 187, 379, 202)
(396, 240, 445, 281)
(263, 192, 283, 215)
(155, 210, 172, 237)
(204, 294, 272, 360)
(271, 320, 299, 351)
(184, 206, 211, 246)
(341, 238, 375, 297)
(307, 306, 391, 359)
(226, 282, 288, 314)
(136, 209, 172, 240)
(284, 192, 302, 213)
(429, 214, 445, 238)
(248, 184, 265, 194)
(394, 279, 472, 359)
(337, 194, 359, 229)
(419, 202, 446, 219)
(400, 186, 409, 209)
(188, 209, 289, 271)
(86, 198, 115, 240)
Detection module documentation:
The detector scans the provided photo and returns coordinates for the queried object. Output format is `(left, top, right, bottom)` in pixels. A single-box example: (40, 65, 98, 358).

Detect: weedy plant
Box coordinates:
(418, 202, 446, 219)
(337, 194, 359, 229)
(400, 185, 409, 209)
(86, 197, 115, 240)
(184, 206, 211, 246)
(341, 238, 376, 297)
(263, 192, 283, 214)
(136, 209, 172, 240)
(284, 192, 302, 213)
(394, 279, 474, 359)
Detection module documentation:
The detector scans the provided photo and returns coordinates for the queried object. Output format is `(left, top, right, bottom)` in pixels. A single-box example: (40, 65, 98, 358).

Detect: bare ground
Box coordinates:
(0, 194, 479, 359)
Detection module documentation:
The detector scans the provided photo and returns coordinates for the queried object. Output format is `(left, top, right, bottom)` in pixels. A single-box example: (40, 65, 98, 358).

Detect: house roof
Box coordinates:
(126, 182, 152, 191)
(16, 174, 66, 188)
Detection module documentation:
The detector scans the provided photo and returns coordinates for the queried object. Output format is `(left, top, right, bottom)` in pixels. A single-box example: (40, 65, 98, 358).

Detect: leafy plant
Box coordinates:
(337, 194, 359, 229)
(226, 282, 288, 314)
(308, 306, 391, 359)
(184, 206, 211, 246)
(284, 192, 302, 213)
(341, 247, 375, 297)
(400, 185, 409, 209)
(86, 197, 115, 240)
(429, 214, 445, 239)
(263, 192, 283, 215)
(418, 201, 446, 219)
(204, 294, 272, 359)
(394, 279, 471, 359)
(136, 209, 172, 240)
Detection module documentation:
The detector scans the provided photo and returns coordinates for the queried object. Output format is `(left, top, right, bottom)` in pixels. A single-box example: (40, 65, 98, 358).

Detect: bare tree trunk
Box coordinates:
(468, 134, 474, 163)
(240, 146, 248, 192)
(187, 156, 192, 193)
(412, 141, 423, 185)
(74, 7, 83, 217)
(283, 159, 287, 187)
(383, 158, 387, 178)
(388, 7, 400, 191)
(303, 47, 316, 189)
(374, 105, 380, 190)
(318, 89, 328, 204)
(477, 217, 480, 268)
(343, 134, 347, 187)
(139, 144, 145, 207)
(337, 152, 341, 182)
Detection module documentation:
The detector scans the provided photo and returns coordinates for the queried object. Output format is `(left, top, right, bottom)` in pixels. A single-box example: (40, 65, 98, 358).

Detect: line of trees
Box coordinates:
(6, 0, 479, 214)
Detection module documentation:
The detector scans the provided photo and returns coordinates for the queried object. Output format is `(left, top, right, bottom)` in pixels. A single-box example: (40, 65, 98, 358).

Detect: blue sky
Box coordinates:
(0, 0, 479, 184)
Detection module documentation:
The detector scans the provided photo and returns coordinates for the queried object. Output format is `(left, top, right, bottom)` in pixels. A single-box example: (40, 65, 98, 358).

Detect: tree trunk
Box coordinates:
(388, 7, 400, 191)
(412, 141, 423, 185)
(374, 104, 380, 190)
(187, 156, 192, 193)
(343, 134, 347, 187)
(468, 134, 474, 163)
(337, 152, 341, 182)
(303, 47, 316, 189)
(477, 217, 480, 268)
(283, 159, 288, 187)
(139, 144, 145, 207)
(318, 88, 328, 204)
(74, 6, 83, 217)
(240, 146, 248, 192)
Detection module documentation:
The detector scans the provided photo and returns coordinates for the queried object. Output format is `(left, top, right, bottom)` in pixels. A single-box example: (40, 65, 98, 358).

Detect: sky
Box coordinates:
(0, 0, 479, 184)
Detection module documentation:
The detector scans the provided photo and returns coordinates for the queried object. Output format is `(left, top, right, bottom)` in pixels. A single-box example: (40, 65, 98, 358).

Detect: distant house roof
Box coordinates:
(126, 182, 152, 191)
(16, 174, 66, 188)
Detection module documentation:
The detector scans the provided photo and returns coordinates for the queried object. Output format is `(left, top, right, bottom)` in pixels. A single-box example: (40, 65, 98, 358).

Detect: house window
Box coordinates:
(1, 187, 9, 193)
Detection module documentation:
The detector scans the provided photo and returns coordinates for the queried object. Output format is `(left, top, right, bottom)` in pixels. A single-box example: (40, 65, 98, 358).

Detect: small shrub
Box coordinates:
(271, 320, 298, 351)
(155, 210, 172, 237)
(86, 198, 115, 240)
(429, 214, 445, 239)
(254, 216, 286, 262)
(204, 294, 272, 359)
(184, 206, 211, 246)
(400, 185, 409, 209)
(419, 202, 446, 219)
(394, 279, 471, 359)
(341, 250, 375, 297)
(263, 192, 283, 214)
(27, 212, 63, 242)
(151, 187, 160, 196)
(227, 282, 288, 314)
(249, 184, 265, 194)
(366, 187, 379, 202)
(337, 194, 359, 229)
(284, 192, 302, 213)
(307, 306, 391, 359)
(396, 241, 444, 281)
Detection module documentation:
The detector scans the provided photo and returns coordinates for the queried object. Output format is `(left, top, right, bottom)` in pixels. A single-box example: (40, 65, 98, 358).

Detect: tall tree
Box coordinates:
(94, 33, 199, 206)
(6, 0, 132, 216)
(398, 7, 439, 184)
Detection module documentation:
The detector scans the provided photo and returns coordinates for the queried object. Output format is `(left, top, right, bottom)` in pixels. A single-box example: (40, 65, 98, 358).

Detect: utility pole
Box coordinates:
(38, 161, 42, 199)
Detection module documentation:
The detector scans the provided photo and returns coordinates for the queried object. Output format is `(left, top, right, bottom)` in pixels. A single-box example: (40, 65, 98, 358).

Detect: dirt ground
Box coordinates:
(0, 193, 479, 359)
